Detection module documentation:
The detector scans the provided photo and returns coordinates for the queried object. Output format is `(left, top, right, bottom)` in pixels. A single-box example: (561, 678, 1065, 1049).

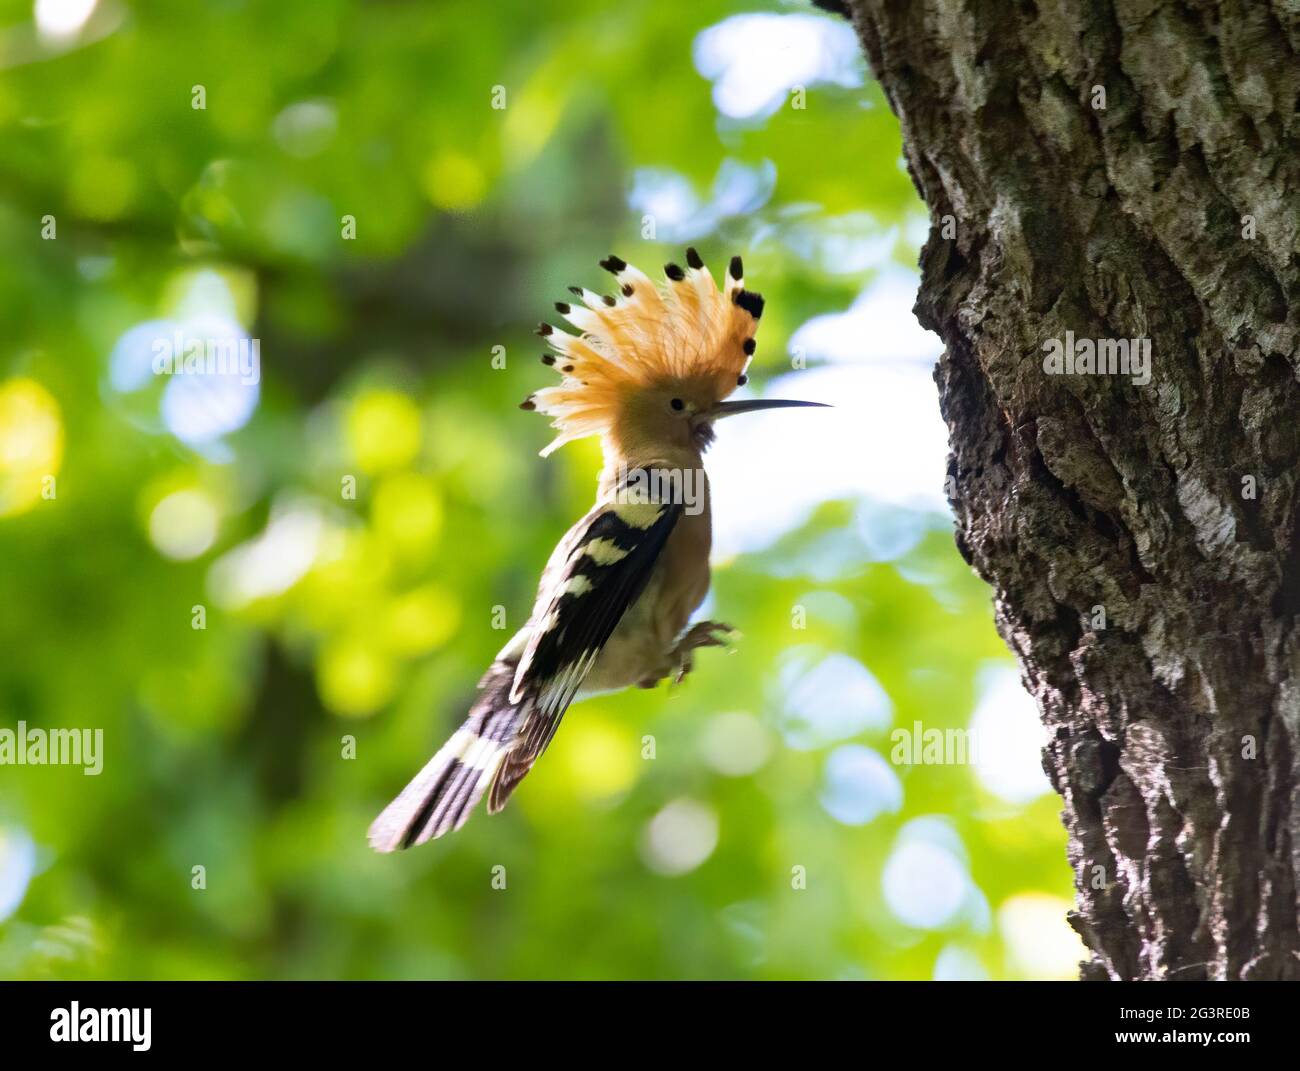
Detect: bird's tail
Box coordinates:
(368, 659, 531, 852)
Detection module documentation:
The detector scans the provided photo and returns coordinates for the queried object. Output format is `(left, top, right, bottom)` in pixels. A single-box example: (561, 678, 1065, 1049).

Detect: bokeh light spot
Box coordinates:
(970, 664, 1052, 804)
(694, 12, 864, 121)
(640, 798, 719, 876)
(558, 717, 637, 801)
(148, 489, 219, 561)
(34, 0, 97, 42)
(933, 944, 990, 981)
(698, 711, 772, 777)
(775, 647, 892, 749)
(318, 635, 397, 717)
(272, 99, 338, 158)
(423, 152, 486, 211)
(383, 584, 460, 656)
(0, 825, 37, 922)
(998, 893, 1088, 979)
(0, 378, 63, 517)
(68, 156, 136, 221)
(883, 823, 971, 930)
(371, 472, 443, 559)
(208, 503, 322, 609)
(819, 744, 902, 826)
(347, 389, 422, 474)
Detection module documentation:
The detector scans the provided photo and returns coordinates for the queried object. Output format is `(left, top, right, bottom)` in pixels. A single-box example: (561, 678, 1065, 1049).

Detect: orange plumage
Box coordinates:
(525, 251, 764, 456)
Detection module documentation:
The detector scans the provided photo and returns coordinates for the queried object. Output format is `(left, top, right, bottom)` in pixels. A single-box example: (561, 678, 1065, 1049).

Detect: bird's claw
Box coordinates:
(682, 620, 738, 649)
(669, 620, 737, 685)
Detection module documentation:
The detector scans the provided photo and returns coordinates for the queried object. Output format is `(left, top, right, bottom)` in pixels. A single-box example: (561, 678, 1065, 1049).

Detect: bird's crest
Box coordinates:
(521, 249, 765, 456)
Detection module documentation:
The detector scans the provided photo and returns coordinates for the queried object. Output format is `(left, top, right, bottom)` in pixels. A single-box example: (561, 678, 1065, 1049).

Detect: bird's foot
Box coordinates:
(669, 620, 737, 685)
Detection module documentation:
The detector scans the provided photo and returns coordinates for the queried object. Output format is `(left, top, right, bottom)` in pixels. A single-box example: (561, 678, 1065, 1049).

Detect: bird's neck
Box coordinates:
(597, 446, 708, 508)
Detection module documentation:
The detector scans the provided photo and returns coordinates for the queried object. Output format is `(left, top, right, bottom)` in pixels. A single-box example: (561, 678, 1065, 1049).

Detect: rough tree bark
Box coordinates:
(843, 0, 1300, 979)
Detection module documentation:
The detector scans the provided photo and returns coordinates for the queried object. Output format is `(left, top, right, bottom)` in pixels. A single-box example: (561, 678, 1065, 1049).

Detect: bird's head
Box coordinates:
(521, 249, 827, 462)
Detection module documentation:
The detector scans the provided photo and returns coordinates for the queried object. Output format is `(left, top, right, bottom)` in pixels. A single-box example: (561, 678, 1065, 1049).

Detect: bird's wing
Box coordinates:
(495, 487, 682, 801)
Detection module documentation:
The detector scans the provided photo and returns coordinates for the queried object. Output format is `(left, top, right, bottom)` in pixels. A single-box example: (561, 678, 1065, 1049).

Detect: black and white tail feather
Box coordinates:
(367, 656, 531, 851)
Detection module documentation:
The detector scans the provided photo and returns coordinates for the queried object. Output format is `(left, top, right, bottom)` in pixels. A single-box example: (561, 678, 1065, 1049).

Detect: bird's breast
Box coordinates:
(582, 501, 712, 696)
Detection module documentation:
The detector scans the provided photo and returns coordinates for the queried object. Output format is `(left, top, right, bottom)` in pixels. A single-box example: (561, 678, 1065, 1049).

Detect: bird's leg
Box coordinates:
(666, 620, 737, 685)
(635, 621, 737, 689)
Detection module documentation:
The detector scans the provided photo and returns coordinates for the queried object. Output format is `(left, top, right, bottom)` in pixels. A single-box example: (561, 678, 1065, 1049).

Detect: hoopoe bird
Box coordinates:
(369, 248, 826, 851)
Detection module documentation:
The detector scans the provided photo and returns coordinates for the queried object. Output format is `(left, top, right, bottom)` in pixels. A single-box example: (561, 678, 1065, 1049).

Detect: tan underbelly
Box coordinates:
(578, 569, 670, 696)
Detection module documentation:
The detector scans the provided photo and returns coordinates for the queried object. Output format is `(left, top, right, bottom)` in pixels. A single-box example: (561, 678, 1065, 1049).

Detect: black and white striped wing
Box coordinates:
(493, 496, 681, 802)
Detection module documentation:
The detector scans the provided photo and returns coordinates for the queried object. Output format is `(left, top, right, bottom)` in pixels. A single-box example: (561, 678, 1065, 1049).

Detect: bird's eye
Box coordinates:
(670, 398, 685, 412)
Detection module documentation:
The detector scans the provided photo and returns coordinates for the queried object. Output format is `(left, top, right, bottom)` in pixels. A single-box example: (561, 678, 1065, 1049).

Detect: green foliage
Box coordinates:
(0, 0, 1077, 979)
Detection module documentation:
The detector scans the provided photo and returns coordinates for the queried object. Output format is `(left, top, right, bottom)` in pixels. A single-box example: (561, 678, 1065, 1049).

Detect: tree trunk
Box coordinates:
(844, 0, 1300, 979)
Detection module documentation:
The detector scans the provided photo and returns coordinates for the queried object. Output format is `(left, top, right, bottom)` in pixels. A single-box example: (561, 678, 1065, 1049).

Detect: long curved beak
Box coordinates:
(707, 398, 832, 420)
